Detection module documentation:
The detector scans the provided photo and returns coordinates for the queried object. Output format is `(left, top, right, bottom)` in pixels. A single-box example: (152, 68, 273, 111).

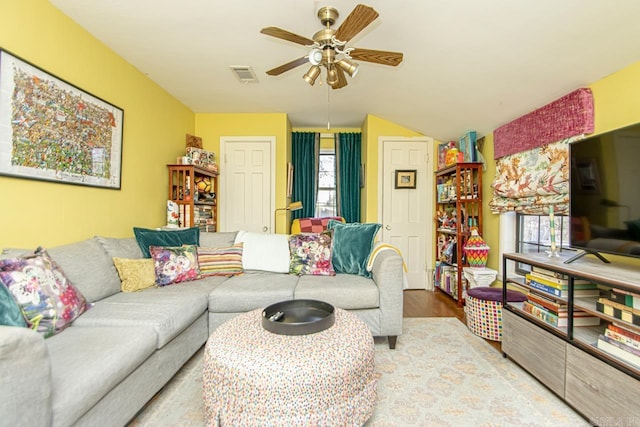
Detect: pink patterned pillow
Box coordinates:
(289, 231, 335, 276)
(0, 247, 88, 337)
(150, 245, 200, 286)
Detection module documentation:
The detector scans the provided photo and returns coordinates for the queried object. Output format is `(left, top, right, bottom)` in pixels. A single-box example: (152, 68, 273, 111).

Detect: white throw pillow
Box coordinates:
(234, 231, 290, 273)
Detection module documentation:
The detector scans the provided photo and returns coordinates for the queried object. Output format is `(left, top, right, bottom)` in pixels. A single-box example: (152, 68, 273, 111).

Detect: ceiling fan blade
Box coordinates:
(266, 57, 309, 76)
(260, 27, 315, 46)
(349, 48, 404, 67)
(331, 66, 348, 90)
(333, 4, 379, 43)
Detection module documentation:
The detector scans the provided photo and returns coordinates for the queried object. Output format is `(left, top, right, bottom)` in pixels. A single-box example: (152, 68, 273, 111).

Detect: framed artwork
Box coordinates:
(0, 49, 124, 189)
(286, 162, 294, 197)
(458, 131, 477, 163)
(395, 169, 417, 189)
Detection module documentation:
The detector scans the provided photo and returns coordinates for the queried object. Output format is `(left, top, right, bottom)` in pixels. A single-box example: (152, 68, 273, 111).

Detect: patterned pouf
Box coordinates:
(465, 287, 527, 341)
(203, 308, 377, 426)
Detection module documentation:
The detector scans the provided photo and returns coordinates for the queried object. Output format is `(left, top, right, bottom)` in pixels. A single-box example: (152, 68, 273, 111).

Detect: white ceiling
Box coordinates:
(49, 0, 640, 141)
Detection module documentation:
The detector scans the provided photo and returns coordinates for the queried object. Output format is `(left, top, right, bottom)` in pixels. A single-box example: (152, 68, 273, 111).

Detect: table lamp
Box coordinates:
(274, 201, 303, 232)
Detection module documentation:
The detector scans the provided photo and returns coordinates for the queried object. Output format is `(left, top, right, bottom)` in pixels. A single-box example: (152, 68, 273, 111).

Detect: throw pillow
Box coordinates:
(0, 282, 27, 327)
(150, 245, 200, 286)
(289, 231, 336, 276)
(234, 230, 290, 273)
(133, 227, 200, 258)
(327, 220, 381, 278)
(197, 243, 244, 277)
(112, 258, 157, 292)
(0, 247, 88, 337)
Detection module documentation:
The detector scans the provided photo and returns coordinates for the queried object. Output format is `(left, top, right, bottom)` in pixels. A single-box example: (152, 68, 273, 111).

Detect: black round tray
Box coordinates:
(262, 299, 335, 336)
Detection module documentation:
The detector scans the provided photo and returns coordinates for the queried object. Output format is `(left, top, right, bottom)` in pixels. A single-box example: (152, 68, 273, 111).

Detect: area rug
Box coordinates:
(128, 318, 588, 426)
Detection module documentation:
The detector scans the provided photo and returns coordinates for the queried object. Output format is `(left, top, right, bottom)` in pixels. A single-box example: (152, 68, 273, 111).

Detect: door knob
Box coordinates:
(263, 226, 268, 232)
(385, 225, 391, 230)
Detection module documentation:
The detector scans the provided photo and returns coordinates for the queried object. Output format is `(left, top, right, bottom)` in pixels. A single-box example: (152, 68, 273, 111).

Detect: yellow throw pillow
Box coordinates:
(112, 257, 157, 292)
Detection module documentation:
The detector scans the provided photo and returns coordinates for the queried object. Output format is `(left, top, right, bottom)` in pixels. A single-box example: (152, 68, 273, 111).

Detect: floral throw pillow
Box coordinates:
(0, 247, 88, 337)
(289, 231, 335, 276)
(150, 245, 200, 286)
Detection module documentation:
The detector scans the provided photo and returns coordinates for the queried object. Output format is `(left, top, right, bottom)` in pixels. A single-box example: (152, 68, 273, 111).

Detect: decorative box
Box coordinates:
(463, 228, 489, 268)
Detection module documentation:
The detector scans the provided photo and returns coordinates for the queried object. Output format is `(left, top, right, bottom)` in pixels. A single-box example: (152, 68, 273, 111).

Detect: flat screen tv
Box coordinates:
(568, 123, 640, 263)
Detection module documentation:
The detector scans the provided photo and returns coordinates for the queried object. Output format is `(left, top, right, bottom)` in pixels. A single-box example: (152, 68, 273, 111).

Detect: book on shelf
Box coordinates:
(605, 326, 640, 351)
(596, 300, 640, 326)
(608, 288, 640, 311)
(597, 334, 640, 368)
(522, 301, 599, 327)
(527, 271, 592, 287)
(526, 292, 566, 313)
(526, 276, 600, 299)
(531, 266, 569, 279)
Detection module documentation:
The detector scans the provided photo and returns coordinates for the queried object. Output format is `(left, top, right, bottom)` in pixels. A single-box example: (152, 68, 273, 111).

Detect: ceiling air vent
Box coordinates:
(230, 66, 258, 83)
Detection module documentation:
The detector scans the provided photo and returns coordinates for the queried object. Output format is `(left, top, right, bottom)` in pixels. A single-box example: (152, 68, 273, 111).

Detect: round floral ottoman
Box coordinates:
(203, 307, 377, 426)
(465, 286, 527, 341)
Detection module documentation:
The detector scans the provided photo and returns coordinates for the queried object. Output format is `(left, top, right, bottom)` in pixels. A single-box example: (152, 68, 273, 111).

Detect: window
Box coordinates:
(316, 151, 337, 217)
(515, 213, 570, 274)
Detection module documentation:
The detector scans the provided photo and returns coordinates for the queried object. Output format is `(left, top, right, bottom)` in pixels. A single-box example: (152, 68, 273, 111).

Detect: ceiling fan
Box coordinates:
(261, 4, 403, 89)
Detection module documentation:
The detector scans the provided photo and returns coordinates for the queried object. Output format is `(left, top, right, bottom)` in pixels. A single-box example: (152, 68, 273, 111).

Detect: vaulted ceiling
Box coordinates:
(49, 0, 640, 141)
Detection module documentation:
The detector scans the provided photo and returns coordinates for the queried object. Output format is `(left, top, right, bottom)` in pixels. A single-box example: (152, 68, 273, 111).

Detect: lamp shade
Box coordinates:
(303, 66, 321, 86)
(309, 48, 323, 66)
(337, 58, 359, 77)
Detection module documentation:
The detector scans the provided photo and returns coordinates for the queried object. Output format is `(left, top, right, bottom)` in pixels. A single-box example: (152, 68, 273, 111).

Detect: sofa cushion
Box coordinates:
(46, 325, 156, 427)
(48, 238, 122, 302)
(150, 245, 201, 286)
(112, 258, 157, 292)
(328, 221, 381, 278)
(133, 227, 200, 258)
(197, 243, 244, 277)
(95, 236, 143, 259)
(288, 231, 335, 276)
(0, 248, 88, 337)
(72, 285, 213, 348)
(199, 231, 238, 248)
(0, 282, 27, 327)
(234, 231, 290, 273)
(294, 274, 379, 310)
(208, 271, 298, 312)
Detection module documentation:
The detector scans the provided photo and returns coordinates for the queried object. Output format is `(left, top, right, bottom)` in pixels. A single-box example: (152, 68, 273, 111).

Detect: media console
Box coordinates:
(502, 251, 640, 424)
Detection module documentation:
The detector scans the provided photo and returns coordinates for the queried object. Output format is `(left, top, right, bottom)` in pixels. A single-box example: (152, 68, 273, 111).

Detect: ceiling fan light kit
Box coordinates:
(261, 4, 403, 89)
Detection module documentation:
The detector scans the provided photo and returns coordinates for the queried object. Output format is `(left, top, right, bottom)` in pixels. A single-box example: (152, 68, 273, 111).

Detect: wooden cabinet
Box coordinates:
(434, 162, 483, 306)
(167, 164, 218, 231)
(502, 252, 640, 422)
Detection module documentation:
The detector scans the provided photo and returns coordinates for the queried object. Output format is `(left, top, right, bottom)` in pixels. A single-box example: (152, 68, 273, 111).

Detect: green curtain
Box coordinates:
(336, 132, 362, 223)
(291, 132, 319, 220)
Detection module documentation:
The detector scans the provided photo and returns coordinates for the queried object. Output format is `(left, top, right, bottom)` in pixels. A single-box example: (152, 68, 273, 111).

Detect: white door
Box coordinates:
(219, 137, 275, 233)
(379, 137, 434, 290)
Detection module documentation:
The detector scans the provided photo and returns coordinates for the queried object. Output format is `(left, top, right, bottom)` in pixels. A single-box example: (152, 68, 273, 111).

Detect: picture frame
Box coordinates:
(395, 169, 417, 189)
(0, 49, 124, 189)
(458, 131, 477, 163)
(286, 162, 294, 197)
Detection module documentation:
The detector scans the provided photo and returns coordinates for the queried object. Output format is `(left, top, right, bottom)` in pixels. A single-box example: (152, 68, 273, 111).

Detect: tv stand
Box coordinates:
(563, 249, 610, 264)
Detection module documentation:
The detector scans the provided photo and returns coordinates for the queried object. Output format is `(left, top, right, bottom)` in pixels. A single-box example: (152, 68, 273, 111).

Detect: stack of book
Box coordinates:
(596, 288, 640, 326)
(522, 292, 599, 328)
(597, 322, 640, 368)
(194, 205, 215, 232)
(525, 267, 600, 299)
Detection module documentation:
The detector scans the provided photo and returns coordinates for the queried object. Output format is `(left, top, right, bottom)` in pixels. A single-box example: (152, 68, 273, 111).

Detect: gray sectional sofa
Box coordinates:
(0, 231, 404, 427)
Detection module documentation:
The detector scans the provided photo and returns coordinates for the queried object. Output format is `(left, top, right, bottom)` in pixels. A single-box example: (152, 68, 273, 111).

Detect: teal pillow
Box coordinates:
(327, 220, 381, 278)
(0, 282, 27, 327)
(133, 227, 200, 258)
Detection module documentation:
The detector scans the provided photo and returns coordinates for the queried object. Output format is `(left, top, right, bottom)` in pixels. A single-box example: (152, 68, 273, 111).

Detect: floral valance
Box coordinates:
(489, 136, 583, 215)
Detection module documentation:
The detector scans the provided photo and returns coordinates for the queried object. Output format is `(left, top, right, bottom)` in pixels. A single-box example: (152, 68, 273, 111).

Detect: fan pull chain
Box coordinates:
(327, 83, 331, 130)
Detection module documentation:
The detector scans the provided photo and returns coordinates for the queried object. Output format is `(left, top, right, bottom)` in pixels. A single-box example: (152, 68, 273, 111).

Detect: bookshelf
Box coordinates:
(502, 252, 640, 422)
(434, 162, 483, 307)
(167, 164, 218, 232)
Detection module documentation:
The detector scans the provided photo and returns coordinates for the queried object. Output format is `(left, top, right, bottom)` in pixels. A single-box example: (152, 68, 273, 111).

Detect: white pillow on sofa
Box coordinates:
(234, 231, 290, 273)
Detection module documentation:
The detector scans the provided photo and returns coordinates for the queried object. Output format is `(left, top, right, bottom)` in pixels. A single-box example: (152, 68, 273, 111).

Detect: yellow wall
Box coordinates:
(0, 0, 195, 248)
(194, 113, 289, 231)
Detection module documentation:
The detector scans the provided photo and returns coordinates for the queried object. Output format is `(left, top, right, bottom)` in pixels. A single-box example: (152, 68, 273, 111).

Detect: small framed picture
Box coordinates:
(395, 170, 417, 189)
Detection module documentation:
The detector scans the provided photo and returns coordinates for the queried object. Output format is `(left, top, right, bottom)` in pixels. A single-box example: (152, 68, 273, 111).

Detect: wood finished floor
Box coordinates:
(403, 289, 501, 352)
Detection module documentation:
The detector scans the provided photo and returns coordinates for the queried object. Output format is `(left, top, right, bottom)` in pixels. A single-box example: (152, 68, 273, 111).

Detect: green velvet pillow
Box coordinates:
(133, 227, 200, 258)
(327, 220, 381, 278)
(0, 282, 27, 327)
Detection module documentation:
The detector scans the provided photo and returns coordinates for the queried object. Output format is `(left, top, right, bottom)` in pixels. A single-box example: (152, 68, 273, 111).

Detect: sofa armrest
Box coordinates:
(370, 250, 404, 337)
(0, 326, 52, 426)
